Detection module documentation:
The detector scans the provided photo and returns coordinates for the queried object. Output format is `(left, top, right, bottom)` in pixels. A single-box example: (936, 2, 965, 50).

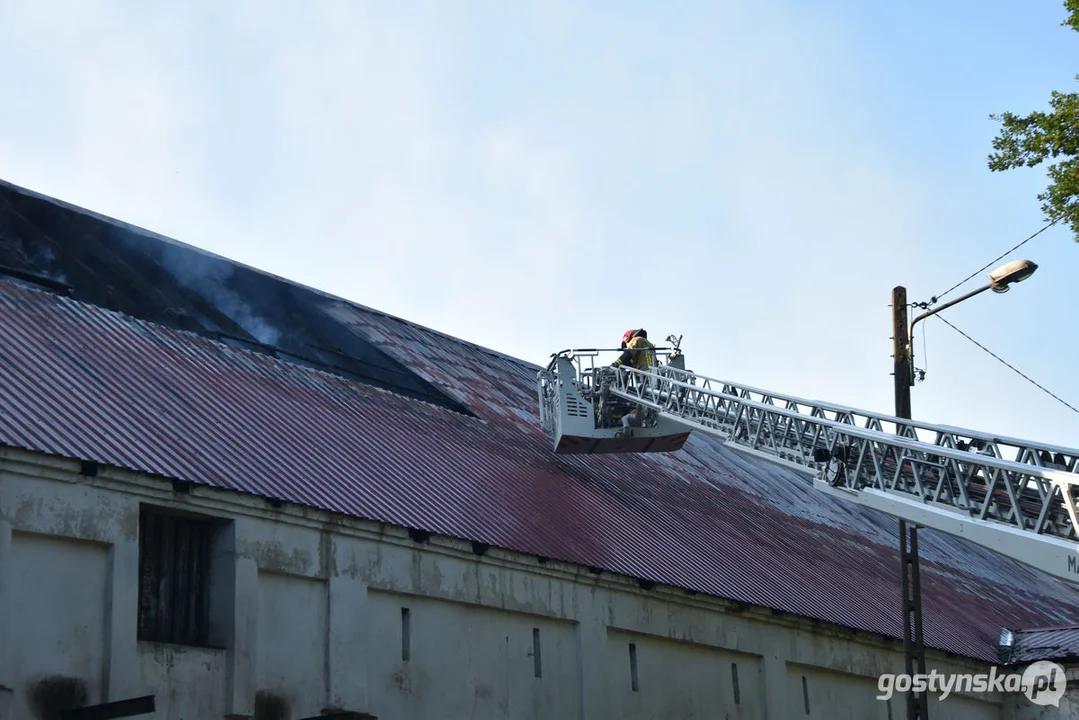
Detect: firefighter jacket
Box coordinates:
(613, 336, 657, 370)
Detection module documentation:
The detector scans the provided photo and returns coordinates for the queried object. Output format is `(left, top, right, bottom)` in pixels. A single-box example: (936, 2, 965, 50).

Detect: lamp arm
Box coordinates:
(907, 282, 992, 373)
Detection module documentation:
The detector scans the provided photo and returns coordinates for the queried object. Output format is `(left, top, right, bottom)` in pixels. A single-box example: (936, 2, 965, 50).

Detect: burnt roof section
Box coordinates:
(1000, 625, 1079, 665)
(0, 178, 473, 416)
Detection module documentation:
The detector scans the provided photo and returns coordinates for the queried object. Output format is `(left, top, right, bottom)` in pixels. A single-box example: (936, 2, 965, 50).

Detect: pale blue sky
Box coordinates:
(2, 0, 1077, 448)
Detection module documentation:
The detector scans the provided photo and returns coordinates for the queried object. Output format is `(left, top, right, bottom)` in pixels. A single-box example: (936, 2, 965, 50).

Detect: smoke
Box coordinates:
(155, 238, 282, 347)
(28, 240, 70, 285)
(210, 286, 282, 347)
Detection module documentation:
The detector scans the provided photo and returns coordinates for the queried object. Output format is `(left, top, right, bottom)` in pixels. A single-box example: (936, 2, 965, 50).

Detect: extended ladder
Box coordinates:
(608, 361, 1079, 584)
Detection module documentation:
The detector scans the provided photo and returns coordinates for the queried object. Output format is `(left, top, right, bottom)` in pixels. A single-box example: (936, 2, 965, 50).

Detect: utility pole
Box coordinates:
(892, 287, 911, 421)
(892, 286, 928, 720)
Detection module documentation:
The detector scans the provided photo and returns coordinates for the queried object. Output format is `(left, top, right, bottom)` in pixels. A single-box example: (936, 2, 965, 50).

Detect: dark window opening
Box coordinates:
(137, 505, 227, 647)
(533, 628, 542, 678)
(731, 662, 740, 704)
(629, 643, 639, 691)
(402, 608, 411, 662)
(802, 675, 810, 714)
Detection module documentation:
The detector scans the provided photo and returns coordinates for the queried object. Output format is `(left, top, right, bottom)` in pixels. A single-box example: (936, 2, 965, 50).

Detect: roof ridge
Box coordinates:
(1012, 624, 1079, 634)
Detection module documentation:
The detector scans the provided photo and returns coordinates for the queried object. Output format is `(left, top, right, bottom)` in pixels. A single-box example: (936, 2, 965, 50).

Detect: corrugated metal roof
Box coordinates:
(1000, 626, 1079, 665)
(2, 279, 1078, 664)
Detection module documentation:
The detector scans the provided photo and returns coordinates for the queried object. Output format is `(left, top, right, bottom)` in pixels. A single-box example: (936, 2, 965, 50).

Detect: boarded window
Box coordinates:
(137, 507, 220, 646)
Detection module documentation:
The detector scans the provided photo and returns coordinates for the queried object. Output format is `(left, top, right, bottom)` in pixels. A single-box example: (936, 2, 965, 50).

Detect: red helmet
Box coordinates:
(621, 329, 636, 348)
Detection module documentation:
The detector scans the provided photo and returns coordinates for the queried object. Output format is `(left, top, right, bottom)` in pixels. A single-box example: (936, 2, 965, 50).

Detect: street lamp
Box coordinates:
(907, 259, 1038, 386)
(893, 259, 1038, 418)
(889, 258, 1038, 720)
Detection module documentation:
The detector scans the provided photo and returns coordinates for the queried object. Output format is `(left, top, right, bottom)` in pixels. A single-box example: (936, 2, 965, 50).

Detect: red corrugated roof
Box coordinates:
(2, 280, 1077, 663)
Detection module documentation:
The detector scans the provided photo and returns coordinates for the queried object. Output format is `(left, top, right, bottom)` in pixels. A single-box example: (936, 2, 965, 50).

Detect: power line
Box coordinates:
(933, 315, 1079, 414)
(930, 211, 1070, 306)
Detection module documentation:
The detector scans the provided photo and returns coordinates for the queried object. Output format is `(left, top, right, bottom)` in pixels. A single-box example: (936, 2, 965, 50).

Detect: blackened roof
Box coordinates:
(0, 178, 473, 415)
(1000, 625, 1079, 665)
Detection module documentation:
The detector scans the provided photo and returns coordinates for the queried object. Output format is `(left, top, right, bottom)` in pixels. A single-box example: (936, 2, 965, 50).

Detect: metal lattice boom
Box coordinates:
(608, 362, 1079, 582)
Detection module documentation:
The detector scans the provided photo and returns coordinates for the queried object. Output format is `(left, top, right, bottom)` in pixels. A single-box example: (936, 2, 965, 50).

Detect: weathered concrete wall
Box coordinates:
(138, 644, 227, 720)
(1004, 667, 1079, 719)
(0, 447, 1061, 720)
(367, 589, 581, 718)
(257, 572, 329, 716)
(607, 629, 764, 719)
(10, 533, 109, 717)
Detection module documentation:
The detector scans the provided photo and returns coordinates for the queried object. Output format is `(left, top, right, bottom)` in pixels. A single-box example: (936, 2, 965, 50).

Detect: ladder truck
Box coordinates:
(536, 336, 1079, 586)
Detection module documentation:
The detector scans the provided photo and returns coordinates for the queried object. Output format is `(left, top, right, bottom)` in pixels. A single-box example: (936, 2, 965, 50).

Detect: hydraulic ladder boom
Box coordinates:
(603, 360, 1079, 585)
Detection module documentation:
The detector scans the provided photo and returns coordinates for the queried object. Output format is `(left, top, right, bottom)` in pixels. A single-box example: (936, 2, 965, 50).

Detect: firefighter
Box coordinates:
(612, 328, 656, 371)
(611, 328, 657, 433)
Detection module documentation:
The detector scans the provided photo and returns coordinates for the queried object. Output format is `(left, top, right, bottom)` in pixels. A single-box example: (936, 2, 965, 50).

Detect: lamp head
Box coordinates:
(988, 259, 1037, 293)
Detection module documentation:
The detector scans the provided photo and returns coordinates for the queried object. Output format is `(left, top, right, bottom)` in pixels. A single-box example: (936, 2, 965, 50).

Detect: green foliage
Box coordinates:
(988, 1, 1079, 240)
(1066, 0, 1079, 32)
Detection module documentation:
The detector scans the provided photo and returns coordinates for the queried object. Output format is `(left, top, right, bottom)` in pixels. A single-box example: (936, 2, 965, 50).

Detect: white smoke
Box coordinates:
(157, 240, 282, 347)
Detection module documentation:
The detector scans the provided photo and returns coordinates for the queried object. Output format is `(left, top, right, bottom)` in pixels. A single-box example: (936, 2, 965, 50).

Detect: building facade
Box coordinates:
(1, 448, 1026, 719)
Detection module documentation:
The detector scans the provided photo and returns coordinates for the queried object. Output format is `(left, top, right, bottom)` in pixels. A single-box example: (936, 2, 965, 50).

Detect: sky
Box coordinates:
(1, 0, 1077, 449)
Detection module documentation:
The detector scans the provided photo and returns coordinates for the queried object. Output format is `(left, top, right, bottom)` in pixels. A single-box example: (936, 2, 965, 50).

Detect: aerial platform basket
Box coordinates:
(536, 337, 691, 455)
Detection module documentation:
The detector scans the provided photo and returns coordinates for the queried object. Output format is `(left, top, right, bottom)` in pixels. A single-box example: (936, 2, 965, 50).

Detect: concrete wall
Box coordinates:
(9, 533, 110, 712)
(0, 446, 1056, 719)
(1003, 667, 1079, 720)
